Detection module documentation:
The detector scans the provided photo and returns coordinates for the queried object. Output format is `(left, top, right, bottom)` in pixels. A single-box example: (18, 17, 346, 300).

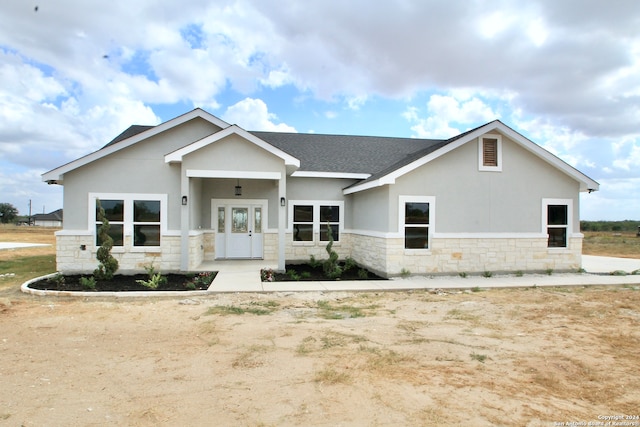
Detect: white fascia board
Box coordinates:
(165, 125, 301, 168)
(343, 179, 382, 195)
(343, 120, 599, 195)
(42, 108, 231, 182)
(186, 170, 281, 180)
(291, 171, 370, 179)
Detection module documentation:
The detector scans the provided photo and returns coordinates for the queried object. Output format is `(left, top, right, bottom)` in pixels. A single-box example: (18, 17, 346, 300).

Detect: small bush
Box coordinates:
(358, 268, 369, 279)
(94, 200, 119, 280)
(400, 268, 411, 278)
(309, 255, 321, 269)
(515, 270, 524, 277)
(287, 269, 301, 281)
(79, 276, 96, 290)
(482, 271, 493, 278)
(47, 273, 65, 289)
(343, 257, 357, 272)
(459, 272, 468, 278)
(546, 268, 554, 276)
(136, 264, 167, 289)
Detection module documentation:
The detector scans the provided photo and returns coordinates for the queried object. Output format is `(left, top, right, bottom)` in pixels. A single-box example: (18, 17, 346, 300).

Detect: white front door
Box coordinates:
(214, 201, 264, 259)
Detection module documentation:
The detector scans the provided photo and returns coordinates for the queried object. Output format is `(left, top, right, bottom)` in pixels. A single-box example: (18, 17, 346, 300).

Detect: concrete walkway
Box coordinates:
(0, 242, 51, 250)
(208, 256, 640, 293)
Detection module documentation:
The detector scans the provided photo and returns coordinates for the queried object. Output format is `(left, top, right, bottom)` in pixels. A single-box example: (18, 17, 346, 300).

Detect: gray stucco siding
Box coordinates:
(62, 156, 181, 230)
(286, 177, 356, 229)
(350, 185, 391, 233)
(389, 133, 581, 234)
(182, 134, 285, 173)
(60, 117, 222, 231)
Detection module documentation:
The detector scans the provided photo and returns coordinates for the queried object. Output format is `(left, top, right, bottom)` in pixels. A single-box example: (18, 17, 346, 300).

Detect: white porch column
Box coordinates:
(278, 174, 286, 272)
(180, 167, 189, 271)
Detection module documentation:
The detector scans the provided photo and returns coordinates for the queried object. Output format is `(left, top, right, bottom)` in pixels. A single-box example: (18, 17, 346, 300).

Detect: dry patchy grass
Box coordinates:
(582, 231, 640, 258)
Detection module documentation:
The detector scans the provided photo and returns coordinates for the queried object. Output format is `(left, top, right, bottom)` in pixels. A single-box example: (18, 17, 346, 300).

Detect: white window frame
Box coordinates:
(288, 200, 344, 245)
(542, 198, 572, 250)
(89, 193, 168, 252)
(478, 134, 502, 172)
(399, 196, 435, 252)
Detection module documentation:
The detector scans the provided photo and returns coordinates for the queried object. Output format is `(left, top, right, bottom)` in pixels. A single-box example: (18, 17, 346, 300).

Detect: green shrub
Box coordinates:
(287, 269, 301, 281)
(93, 200, 119, 280)
(136, 264, 167, 289)
(482, 271, 493, 278)
(358, 268, 369, 279)
(323, 223, 342, 279)
(343, 257, 357, 272)
(79, 276, 96, 290)
(309, 255, 321, 269)
(47, 273, 65, 289)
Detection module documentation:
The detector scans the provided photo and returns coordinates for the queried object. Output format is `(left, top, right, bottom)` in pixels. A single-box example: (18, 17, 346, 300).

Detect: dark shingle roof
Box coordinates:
(32, 209, 63, 221)
(104, 125, 155, 148)
(250, 131, 446, 175)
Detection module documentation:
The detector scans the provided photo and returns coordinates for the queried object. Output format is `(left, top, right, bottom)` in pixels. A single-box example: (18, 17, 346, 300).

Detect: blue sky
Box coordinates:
(1, 0, 639, 220)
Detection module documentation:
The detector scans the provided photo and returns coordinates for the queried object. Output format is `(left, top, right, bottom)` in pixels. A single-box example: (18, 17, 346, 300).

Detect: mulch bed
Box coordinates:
(269, 263, 386, 282)
(28, 272, 217, 292)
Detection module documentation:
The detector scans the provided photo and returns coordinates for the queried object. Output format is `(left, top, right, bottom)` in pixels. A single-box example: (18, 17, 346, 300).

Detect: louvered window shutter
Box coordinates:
(483, 138, 498, 167)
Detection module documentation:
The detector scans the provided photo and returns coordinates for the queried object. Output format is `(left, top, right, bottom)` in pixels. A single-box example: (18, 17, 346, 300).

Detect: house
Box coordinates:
(42, 108, 599, 277)
(32, 209, 63, 227)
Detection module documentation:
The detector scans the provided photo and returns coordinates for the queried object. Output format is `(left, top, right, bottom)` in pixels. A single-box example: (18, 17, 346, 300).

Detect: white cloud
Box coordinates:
(222, 98, 296, 132)
(405, 94, 499, 138)
(0, 0, 639, 220)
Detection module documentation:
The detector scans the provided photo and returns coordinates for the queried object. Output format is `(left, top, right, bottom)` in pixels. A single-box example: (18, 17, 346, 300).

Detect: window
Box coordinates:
(254, 207, 262, 233)
(290, 202, 343, 243)
(404, 203, 430, 249)
(479, 134, 502, 171)
(96, 199, 124, 246)
(320, 205, 340, 241)
(547, 205, 568, 247)
(400, 196, 434, 250)
(543, 199, 571, 249)
(217, 207, 225, 233)
(133, 200, 160, 246)
(92, 194, 165, 249)
(293, 205, 314, 241)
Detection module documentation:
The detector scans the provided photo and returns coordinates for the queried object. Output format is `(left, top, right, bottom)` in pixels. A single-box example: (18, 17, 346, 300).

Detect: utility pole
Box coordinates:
(28, 199, 32, 225)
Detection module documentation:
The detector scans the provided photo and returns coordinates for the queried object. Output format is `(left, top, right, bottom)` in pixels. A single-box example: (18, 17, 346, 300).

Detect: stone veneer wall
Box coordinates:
(350, 234, 582, 277)
(56, 233, 182, 273)
(284, 233, 353, 263)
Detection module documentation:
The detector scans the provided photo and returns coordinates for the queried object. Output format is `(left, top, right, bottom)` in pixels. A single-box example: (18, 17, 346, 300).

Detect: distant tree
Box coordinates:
(0, 203, 18, 224)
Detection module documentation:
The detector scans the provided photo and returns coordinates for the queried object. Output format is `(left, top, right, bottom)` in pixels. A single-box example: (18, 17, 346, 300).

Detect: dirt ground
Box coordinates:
(1, 285, 639, 426)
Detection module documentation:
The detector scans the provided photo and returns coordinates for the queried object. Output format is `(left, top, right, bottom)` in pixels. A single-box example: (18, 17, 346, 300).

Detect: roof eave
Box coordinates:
(42, 108, 231, 183)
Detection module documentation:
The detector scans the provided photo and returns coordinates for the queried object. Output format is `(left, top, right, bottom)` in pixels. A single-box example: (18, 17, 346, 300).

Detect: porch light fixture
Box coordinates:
(235, 179, 242, 196)
(181, 195, 188, 205)
(280, 197, 286, 207)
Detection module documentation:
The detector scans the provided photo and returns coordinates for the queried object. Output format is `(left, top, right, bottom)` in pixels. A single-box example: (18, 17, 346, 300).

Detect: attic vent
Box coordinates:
(483, 138, 498, 167)
(479, 134, 502, 171)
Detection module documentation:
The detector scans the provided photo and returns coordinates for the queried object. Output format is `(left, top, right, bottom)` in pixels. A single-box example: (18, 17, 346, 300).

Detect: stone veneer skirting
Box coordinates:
(56, 231, 581, 277)
(350, 233, 582, 277)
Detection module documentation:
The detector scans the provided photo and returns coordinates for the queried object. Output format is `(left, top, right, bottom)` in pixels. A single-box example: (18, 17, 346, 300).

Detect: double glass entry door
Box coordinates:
(216, 203, 263, 259)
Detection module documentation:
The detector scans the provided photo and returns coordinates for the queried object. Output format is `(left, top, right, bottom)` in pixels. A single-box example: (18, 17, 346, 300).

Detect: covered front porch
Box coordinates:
(164, 124, 300, 273)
